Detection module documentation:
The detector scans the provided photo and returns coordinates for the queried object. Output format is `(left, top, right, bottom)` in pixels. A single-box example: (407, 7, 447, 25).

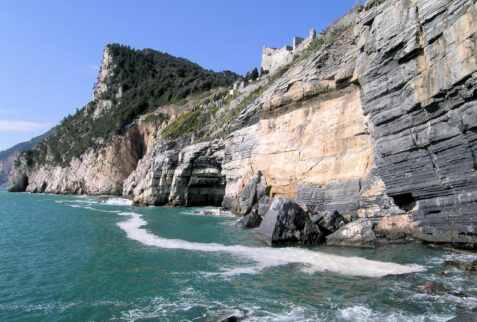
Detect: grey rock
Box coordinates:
(257, 196, 273, 216)
(446, 313, 477, 322)
(257, 197, 324, 245)
(237, 175, 260, 215)
(326, 218, 378, 248)
(415, 281, 446, 295)
(442, 260, 477, 272)
(235, 210, 263, 229)
(236, 172, 270, 215)
(313, 210, 347, 235)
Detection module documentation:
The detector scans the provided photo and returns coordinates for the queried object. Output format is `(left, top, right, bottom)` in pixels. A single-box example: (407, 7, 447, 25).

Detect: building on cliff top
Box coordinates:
(261, 29, 317, 75)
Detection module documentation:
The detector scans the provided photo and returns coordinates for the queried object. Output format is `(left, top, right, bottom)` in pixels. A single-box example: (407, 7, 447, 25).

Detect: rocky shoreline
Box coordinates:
(7, 0, 477, 250)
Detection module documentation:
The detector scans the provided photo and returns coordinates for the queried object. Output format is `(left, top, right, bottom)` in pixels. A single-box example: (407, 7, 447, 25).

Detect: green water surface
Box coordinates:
(0, 187, 475, 321)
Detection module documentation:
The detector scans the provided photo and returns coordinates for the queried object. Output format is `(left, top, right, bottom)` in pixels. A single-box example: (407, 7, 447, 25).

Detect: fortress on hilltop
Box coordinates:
(261, 29, 316, 74)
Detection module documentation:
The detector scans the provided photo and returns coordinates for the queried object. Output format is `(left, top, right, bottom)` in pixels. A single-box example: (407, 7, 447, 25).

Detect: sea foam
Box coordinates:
(102, 198, 133, 206)
(117, 212, 425, 277)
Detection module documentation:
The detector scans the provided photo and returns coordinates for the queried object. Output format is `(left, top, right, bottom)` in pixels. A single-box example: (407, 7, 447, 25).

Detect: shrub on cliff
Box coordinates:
(20, 44, 239, 167)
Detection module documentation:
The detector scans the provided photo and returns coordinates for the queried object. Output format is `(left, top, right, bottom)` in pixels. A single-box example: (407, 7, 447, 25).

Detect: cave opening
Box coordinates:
(391, 193, 416, 212)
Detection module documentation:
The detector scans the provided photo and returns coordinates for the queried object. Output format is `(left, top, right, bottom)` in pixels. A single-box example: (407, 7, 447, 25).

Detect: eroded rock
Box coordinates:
(257, 197, 324, 245)
(326, 218, 378, 248)
(312, 210, 347, 235)
(415, 281, 446, 295)
(235, 210, 263, 229)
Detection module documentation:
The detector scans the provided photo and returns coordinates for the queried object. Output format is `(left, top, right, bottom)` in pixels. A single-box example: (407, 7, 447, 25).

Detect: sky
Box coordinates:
(0, 0, 357, 151)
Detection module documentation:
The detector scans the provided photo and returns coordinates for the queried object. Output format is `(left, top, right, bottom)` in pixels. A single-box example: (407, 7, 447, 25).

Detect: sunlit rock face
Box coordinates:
(8, 0, 477, 248)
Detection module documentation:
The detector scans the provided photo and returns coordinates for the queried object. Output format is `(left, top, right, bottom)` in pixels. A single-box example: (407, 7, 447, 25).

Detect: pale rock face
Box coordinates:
(7, 0, 477, 248)
(22, 126, 147, 195)
(94, 46, 114, 101)
(123, 140, 226, 206)
(92, 46, 122, 119)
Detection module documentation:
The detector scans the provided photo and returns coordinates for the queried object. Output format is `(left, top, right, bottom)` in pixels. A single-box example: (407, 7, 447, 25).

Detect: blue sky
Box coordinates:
(0, 0, 357, 151)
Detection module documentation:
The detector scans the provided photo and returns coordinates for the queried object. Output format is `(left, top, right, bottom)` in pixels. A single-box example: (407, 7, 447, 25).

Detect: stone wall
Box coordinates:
(261, 46, 293, 75)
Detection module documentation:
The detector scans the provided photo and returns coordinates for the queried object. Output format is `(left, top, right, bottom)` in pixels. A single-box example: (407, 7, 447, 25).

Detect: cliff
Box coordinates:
(8, 0, 477, 249)
(0, 127, 55, 186)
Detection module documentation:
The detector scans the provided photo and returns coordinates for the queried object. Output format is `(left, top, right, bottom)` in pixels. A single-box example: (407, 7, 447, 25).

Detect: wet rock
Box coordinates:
(236, 172, 270, 215)
(452, 291, 467, 298)
(257, 196, 324, 245)
(235, 209, 263, 229)
(312, 210, 347, 235)
(218, 314, 244, 322)
(446, 313, 477, 322)
(415, 281, 446, 295)
(98, 197, 110, 203)
(237, 175, 260, 215)
(326, 218, 378, 248)
(257, 196, 273, 216)
(442, 260, 477, 272)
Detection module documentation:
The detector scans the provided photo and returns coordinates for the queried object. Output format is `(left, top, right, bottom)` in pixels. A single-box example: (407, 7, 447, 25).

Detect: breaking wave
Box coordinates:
(116, 212, 425, 277)
(101, 198, 133, 206)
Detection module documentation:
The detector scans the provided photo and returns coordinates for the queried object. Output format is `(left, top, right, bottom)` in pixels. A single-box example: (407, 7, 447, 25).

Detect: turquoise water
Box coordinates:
(0, 187, 476, 321)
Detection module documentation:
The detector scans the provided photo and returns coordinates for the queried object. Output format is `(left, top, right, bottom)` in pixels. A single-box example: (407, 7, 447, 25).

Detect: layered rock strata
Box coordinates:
(8, 0, 477, 248)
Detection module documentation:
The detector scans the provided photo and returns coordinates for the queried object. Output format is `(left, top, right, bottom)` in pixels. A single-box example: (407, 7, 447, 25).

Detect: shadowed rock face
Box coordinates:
(356, 0, 477, 247)
(258, 197, 324, 245)
(7, 0, 477, 248)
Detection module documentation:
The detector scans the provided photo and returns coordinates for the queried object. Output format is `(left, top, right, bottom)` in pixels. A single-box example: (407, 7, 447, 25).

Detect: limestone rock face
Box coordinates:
(10, 126, 147, 195)
(123, 140, 225, 206)
(7, 0, 477, 249)
(257, 197, 324, 245)
(356, 0, 477, 246)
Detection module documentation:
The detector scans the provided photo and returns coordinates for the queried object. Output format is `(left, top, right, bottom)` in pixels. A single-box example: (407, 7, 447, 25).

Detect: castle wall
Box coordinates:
(261, 46, 293, 75)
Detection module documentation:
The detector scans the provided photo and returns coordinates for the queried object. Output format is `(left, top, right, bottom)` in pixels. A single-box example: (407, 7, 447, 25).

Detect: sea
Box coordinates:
(0, 187, 476, 321)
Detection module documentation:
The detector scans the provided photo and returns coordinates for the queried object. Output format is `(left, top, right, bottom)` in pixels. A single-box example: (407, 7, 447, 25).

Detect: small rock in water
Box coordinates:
(415, 281, 446, 295)
(442, 260, 477, 272)
(218, 309, 247, 322)
(202, 210, 215, 215)
(453, 291, 468, 298)
(235, 209, 263, 229)
(98, 197, 110, 203)
(446, 313, 477, 322)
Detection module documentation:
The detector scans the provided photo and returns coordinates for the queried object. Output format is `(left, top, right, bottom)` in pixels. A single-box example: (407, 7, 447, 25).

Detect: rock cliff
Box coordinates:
(8, 0, 477, 249)
(0, 127, 55, 186)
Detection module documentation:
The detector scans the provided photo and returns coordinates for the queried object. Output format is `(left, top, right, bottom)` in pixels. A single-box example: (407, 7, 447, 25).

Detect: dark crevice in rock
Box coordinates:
(390, 193, 416, 212)
(398, 47, 424, 64)
(336, 76, 352, 89)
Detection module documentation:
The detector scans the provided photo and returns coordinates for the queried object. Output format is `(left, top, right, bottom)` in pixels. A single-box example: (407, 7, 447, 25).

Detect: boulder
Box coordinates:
(237, 175, 260, 215)
(312, 210, 347, 235)
(257, 196, 273, 216)
(257, 196, 324, 245)
(415, 281, 446, 295)
(442, 260, 477, 272)
(446, 313, 477, 322)
(235, 209, 263, 229)
(237, 172, 270, 215)
(326, 218, 378, 248)
(98, 197, 110, 203)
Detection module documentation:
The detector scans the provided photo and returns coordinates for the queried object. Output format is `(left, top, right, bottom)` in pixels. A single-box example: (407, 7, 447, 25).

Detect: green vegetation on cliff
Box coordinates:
(22, 44, 239, 167)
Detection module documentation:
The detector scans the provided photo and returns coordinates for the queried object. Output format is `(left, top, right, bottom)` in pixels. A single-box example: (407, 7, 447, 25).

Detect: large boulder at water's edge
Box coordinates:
(257, 196, 324, 245)
(235, 209, 263, 229)
(326, 218, 378, 248)
(311, 210, 347, 234)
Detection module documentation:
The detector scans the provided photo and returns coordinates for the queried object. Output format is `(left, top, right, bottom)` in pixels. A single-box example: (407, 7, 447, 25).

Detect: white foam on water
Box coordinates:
(101, 198, 133, 206)
(337, 304, 453, 322)
(182, 207, 235, 218)
(116, 212, 425, 277)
